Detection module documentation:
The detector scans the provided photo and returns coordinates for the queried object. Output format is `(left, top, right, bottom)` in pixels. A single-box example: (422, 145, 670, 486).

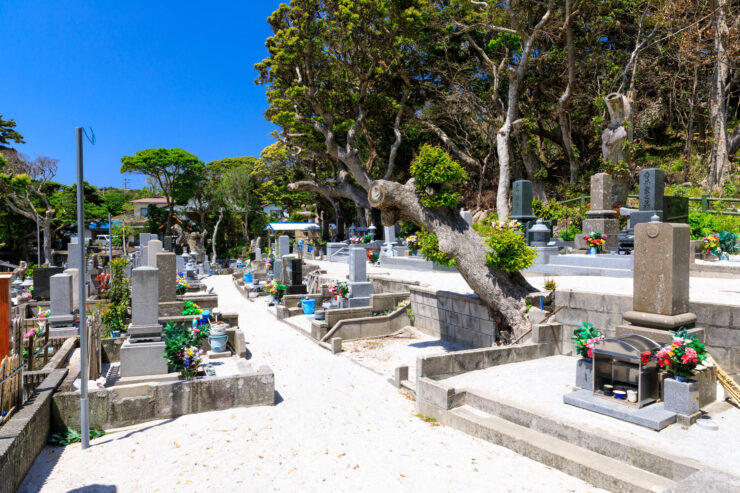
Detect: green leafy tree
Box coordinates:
(120, 148, 204, 236)
(0, 115, 25, 150)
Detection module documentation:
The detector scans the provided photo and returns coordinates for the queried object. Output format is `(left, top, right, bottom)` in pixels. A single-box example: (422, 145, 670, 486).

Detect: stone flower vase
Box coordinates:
(575, 358, 593, 390)
(664, 376, 699, 416)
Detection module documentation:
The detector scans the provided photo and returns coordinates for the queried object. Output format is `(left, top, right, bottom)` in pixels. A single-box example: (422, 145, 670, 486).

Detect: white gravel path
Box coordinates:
(19, 275, 606, 493)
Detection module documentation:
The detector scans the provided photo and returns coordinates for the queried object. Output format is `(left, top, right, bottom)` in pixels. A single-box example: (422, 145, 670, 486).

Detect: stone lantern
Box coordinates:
(368, 224, 377, 241)
(348, 224, 357, 239)
(529, 219, 551, 247)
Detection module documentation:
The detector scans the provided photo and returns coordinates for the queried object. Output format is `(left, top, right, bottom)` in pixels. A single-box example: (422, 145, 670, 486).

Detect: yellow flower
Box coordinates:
(668, 351, 675, 357)
(187, 348, 194, 356)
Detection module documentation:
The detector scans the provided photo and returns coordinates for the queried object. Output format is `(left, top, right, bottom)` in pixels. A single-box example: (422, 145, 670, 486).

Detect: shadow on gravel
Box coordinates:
(67, 485, 118, 493)
(274, 391, 284, 405)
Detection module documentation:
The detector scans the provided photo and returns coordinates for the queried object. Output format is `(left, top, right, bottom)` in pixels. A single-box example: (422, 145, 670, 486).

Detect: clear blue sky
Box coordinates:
(2, 1, 282, 189)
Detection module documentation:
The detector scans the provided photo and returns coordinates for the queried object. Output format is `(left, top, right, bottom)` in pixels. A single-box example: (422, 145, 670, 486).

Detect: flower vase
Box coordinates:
(673, 375, 689, 383)
(575, 358, 593, 390)
(588, 246, 597, 255)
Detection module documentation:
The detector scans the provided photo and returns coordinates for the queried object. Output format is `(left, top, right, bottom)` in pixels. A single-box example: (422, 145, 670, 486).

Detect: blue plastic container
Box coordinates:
(201, 310, 211, 321)
(209, 269, 213, 275)
(244, 273, 253, 283)
(301, 298, 316, 315)
(209, 334, 228, 353)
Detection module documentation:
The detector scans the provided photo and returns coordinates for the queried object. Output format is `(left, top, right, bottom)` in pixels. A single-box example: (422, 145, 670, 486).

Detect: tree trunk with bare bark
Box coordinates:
(211, 207, 223, 263)
(707, 0, 730, 190)
(368, 179, 536, 338)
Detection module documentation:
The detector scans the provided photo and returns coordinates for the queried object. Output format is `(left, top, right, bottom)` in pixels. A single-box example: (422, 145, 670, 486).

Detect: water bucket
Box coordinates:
(301, 298, 316, 315)
(244, 273, 253, 283)
(209, 334, 228, 353)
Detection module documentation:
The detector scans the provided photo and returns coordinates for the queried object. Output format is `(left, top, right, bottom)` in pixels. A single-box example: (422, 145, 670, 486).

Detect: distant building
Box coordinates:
(262, 204, 288, 218)
(129, 197, 170, 219)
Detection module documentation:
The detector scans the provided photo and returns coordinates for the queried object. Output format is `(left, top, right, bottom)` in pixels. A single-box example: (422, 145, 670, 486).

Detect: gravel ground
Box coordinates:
(19, 275, 607, 493)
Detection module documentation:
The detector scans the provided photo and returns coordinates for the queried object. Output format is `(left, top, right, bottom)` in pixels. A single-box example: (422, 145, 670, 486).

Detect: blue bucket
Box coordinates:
(244, 273, 253, 283)
(301, 298, 316, 315)
(209, 269, 213, 275)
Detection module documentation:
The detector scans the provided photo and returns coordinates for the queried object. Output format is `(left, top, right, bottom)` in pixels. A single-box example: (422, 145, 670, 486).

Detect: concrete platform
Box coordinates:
(564, 389, 676, 430)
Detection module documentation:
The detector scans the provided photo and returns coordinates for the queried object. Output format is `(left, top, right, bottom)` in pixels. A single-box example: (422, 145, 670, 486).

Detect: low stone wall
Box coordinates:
(0, 369, 68, 493)
(368, 275, 421, 294)
(52, 363, 274, 430)
(320, 304, 411, 342)
(410, 286, 497, 348)
(552, 290, 740, 372)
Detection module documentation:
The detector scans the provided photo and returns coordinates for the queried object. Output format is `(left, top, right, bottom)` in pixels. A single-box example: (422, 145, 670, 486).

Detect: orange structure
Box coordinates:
(0, 273, 11, 360)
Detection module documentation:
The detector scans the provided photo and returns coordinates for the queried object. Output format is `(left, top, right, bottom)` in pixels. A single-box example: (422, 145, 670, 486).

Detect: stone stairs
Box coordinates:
(439, 390, 705, 493)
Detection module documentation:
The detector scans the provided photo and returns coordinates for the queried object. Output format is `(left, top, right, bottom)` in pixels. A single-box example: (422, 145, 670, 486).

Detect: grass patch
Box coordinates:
(415, 413, 437, 423)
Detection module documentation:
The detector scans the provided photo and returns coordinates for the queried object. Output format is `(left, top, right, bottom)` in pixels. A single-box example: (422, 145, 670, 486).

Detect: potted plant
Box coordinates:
(583, 231, 607, 255)
(571, 322, 604, 390)
(652, 328, 707, 382)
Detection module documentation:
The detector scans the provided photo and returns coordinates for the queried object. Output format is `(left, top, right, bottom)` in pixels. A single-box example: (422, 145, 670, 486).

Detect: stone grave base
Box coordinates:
(49, 326, 79, 338)
(616, 324, 704, 344)
(51, 359, 275, 430)
(120, 339, 167, 378)
(564, 389, 676, 430)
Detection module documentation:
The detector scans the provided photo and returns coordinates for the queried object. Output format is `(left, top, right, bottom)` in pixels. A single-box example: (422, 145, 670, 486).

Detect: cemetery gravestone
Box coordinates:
(156, 252, 177, 302)
(383, 226, 396, 245)
(67, 241, 80, 270)
(617, 221, 702, 343)
(630, 168, 665, 228)
(63, 268, 84, 310)
(48, 273, 75, 326)
(274, 259, 283, 283)
(278, 235, 290, 259)
(148, 239, 162, 267)
(577, 173, 619, 251)
(347, 246, 372, 307)
(120, 266, 167, 378)
(509, 180, 538, 244)
(287, 258, 307, 294)
(32, 267, 64, 300)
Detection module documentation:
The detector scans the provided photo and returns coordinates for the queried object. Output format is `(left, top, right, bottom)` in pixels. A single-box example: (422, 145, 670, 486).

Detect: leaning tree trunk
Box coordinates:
(369, 179, 537, 339)
(495, 121, 513, 221)
(211, 207, 223, 263)
(707, 0, 730, 190)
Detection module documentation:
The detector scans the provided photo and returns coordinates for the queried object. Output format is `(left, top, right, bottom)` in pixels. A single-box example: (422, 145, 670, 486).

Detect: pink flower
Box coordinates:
(587, 348, 593, 358)
(24, 330, 35, 338)
(682, 348, 698, 364)
(193, 328, 200, 334)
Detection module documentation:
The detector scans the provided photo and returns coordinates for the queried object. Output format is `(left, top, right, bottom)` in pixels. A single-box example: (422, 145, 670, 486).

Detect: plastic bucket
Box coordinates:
(301, 298, 316, 315)
(209, 334, 228, 353)
(244, 273, 253, 283)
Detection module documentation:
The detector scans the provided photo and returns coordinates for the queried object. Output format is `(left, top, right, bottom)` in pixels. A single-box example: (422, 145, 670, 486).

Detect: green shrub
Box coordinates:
(417, 229, 456, 266)
(410, 145, 468, 209)
(688, 211, 740, 240)
(483, 229, 537, 272)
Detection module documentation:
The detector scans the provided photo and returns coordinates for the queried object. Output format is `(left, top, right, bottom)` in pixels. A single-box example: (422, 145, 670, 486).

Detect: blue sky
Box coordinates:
(1, 1, 282, 188)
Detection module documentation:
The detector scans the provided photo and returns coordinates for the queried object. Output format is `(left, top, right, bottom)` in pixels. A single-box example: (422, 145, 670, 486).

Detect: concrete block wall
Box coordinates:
(410, 286, 497, 348)
(368, 275, 420, 294)
(553, 290, 740, 372)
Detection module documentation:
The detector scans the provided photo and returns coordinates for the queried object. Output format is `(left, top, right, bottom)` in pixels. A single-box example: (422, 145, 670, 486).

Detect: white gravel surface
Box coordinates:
(19, 276, 607, 493)
(310, 259, 740, 305)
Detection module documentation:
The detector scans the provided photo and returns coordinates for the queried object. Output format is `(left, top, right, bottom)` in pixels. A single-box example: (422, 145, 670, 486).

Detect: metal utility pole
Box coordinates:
(35, 213, 41, 266)
(108, 213, 113, 261)
(76, 127, 90, 449)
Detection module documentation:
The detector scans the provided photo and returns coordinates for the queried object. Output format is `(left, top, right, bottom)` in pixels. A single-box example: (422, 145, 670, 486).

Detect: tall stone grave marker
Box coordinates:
(630, 168, 665, 228)
(48, 273, 75, 326)
(63, 268, 83, 309)
(148, 239, 162, 266)
(616, 221, 702, 343)
(32, 267, 64, 300)
(121, 266, 167, 378)
(278, 235, 290, 259)
(286, 258, 307, 294)
(66, 240, 80, 270)
(577, 173, 619, 251)
(383, 226, 396, 245)
(347, 246, 372, 307)
(156, 252, 177, 302)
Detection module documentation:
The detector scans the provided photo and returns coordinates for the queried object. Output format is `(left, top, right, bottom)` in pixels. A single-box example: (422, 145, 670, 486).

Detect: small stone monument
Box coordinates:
(274, 258, 283, 282)
(48, 273, 75, 326)
(576, 173, 619, 251)
(383, 226, 396, 246)
(32, 267, 64, 300)
(63, 268, 83, 309)
(616, 221, 702, 343)
(460, 210, 473, 227)
(120, 266, 167, 378)
(347, 246, 372, 307)
(509, 180, 537, 236)
(286, 258, 307, 294)
(156, 252, 177, 302)
(66, 240, 80, 270)
(630, 168, 665, 228)
(147, 239, 162, 266)
(278, 235, 290, 259)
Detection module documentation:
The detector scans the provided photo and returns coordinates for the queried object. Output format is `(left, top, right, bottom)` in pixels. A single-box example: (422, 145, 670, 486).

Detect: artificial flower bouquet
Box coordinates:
(327, 281, 349, 299)
(162, 321, 210, 379)
(176, 275, 189, 295)
(583, 231, 607, 251)
(701, 233, 721, 257)
(266, 280, 287, 300)
(572, 322, 604, 359)
(650, 328, 707, 379)
(366, 250, 379, 264)
(361, 234, 372, 244)
(265, 257, 273, 271)
(350, 236, 361, 244)
(492, 220, 521, 232)
(406, 235, 419, 253)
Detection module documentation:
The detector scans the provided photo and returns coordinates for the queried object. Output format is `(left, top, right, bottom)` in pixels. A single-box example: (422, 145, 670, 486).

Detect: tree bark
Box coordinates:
(368, 179, 536, 338)
(707, 0, 731, 190)
(517, 133, 546, 200)
(42, 211, 53, 266)
(211, 207, 223, 263)
(558, 0, 579, 183)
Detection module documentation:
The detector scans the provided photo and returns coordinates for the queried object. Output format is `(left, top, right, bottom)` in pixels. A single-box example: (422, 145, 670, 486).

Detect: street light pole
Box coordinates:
(76, 127, 90, 450)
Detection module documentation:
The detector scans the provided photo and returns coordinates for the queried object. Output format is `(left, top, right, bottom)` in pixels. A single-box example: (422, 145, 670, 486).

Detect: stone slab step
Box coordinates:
(548, 254, 634, 269)
(449, 405, 675, 493)
(525, 263, 633, 278)
(462, 390, 700, 481)
(564, 389, 676, 431)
